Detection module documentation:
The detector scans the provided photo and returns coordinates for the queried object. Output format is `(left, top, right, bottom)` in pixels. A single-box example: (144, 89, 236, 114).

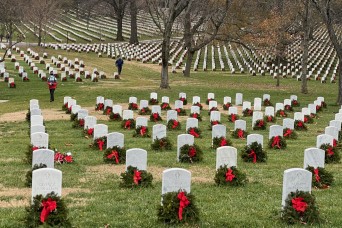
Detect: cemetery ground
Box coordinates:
(0, 47, 342, 227)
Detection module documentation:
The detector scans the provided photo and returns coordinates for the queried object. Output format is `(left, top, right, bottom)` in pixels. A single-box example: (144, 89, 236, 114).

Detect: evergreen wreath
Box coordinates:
(175, 108, 187, 116)
(151, 137, 173, 151)
(149, 98, 159, 105)
(276, 110, 287, 117)
(70, 113, 77, 122)
(104, 146, 126, 164)
(167, 119, 181, 130)
(264, 115, 276, 123)
(206, 98, 215, 105)
(316, 105, 322, 113)
(160, 102, 171, 110)
(281, 190, 320, 225)
(263, 99, 273, 106)
(157, 190, 200, 224)
(103, 106, 113, 115)
(128, 102, 138, 110)
(304, 115, 314, 124)
(284, 105, 293, 112)
(65, 106, 72, 114)
(291, 100, 300, 107)
(92, 136, 107, 151)
(214, 165, 247, 186)
(109, 112, 122, 121)
(121, 119, 136, 130)
(208, 107, 219, 115)
(95, 103, 104, 111)
(83, 127, 94, 137)
(283, 128, 297, 139)
(212, 136, 232, 149)
(232, 128, 248, 139)
(62, 103, 68, 111)
(306, 166, 334, 189)
(228, 113, 239, 122)
(268, 136, 287, 149)
(193, 102, 203, 110)
(150, 113, 163, 122)
(209, 120, 221, 130)
(321, 101, 327, 109)
(189, 112, 202, 121)
(179, 144, 203, 163)
(25, 192, 71, 228)
(179, 97, 187, 105)
(120, 166, 153, 188)
(253, 120, 266, 130)
(133, 126, 151, 138)
(72, 118, 84, 128)
(310, 113, 317, 119)
(25, 164, 47, 187)
(223, 102, 232, 110)
(138, 107, 151, 115)
(294, 120, 307, 131)
(242, 108, 253, 117)
(320, 143, 340, 163)
(187, 127, 201, 138)
(241, 142, 267, 163)
(26, 109, 31, 122)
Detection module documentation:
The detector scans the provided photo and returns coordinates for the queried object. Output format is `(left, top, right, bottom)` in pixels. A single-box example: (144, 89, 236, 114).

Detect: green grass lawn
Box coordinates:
(0, 48, 341, 227)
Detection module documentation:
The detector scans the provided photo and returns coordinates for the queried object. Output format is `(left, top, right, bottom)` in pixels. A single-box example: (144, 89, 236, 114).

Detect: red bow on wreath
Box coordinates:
(189, 128, 200, 138)
(180, 97, 185, 102)
(212, 121, 219, 126)
(225, 168, 235, 182)
(133, 169, 141, 185)
(316, 105, 320, 111)
(124, 120, 131, 129)
(314, 168, 320, 183)
(87, 128, 94, 136)
(267, 116, 273, 122)
(97, 103, 104, 110)
(162, 103, 168, 109)
(40, 198, 57, 223)
(54, 152, 64, 163)
(106, 108, 112, 115)
(97, 139, 104, 151)
(280, 111, 285, 116)
(177, 192, 190, 221)
(333, 139, 337, 148)
(172, 120, 179, 129)
(79, 119, 84, 126)
(175, 108, 181, 113)
(257, 120, 264, 127)
(297, 121, 303, 127)
(64, 155, 73, 163)
(140, 126, 147, 136)
(220, 138, 227, 147)
(304, 116, 308, 123)
(192, 113, 198, 118)
(237, 129, 244, 138)
(248, 150, 257, 163)
(107, 150, 119, 164)
(327, 147, 334, 156)
(231, 114, 236, 122)
(284, 129, 292, 137)
(272, 136, 281, 149)
(140, 108, 146, 113)
(188, 147, 196, 157)
(153, 113, 159, 121)
(291, 197, 308, 213)
(132, 103, 138, 109)
(32, 146, 39, 151)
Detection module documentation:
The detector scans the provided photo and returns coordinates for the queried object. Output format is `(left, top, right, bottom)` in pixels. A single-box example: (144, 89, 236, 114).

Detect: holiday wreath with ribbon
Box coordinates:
(232, 128, 248, 139)
(121, 118, 136, 130)
(151, 137, 173, 151)
(138, 107, 151, 115)
(268, 136, 287, 149)
(160, 102, 171, 110)
(189, 112, 202, 121)
(212, 136, 232, 149)
(133, 126, 151, 138)
(242, 108, 253, 117)
(167, 119, 181, 130)
(283, 128, 298, 139)
(223, 102, 232, 110)
(109, 112, 122, 121)
(128, 102, 138, 110)
(320, 143, 340, 163)
(92, 136, 107, 151)
(179, 97, 187, 105)
(214, 165, 247, 186)
(294, 120, 307, 131)
(253, 120, 267, 130)
(228, 113, 239, 122)
(263, 98, 273, 106)
(120, 166, 153, 188)
(104, 146, 126, 164)
(179, 144, 203, 163)
(241, 141, 267, 163)
(209, 120, 221, 130)
(306, 166, 334, 189)
(187, 127, 201, 138)
(150, 112, 163, 122)
(276, 110, 287, 117)
(175, 108, 187, 116)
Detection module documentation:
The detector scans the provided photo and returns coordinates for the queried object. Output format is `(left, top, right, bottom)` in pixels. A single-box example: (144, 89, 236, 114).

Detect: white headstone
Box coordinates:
(186, 118, 198, 131)
(269, 125, 283, 139)
(31, 115, 43, 127)
(126, 148, 147, 171)
(209, 101, 218, 110)
(190, 106, 200, 114)
(104, 99, 113, 108)
(167, 110, 178, 122)
(265, 107, 275, 117)
(30, 108, 41, 116)
(84, 116, 97, 129)
(112, 105, 122, 116)
(71, 105, 81, 114)
(30, 99, 39, 108)
(242, 101, 251, 111)
(77, 109, 88, 120)
(177, 134, 194, 161)
(207, 93, 215, 100)
(283, 118, 294, 130)
(93, 124, 108, 140)
(303, 148, 325, 169)
(31, 132, 49, 148)
(275, 103, 284, 112)
(162, 168, 191, 194)
(224, 96, 232, 104)
(290, 95, 298, 101)
(162, 96, 169, 103)
(309, 104, 317, 115)
(252, 111, 263, 127)
(192, 96, 200, 104)
(316, 134, 334, 148)
(129, 97, 137, 104)
(32, 149, 54, 168)
(152, 105, 161, 114)
(150, 92, 158, 100)
(228, 107, 238, 115)
(136, 117, 148, 127)
(140, 100, 149, 108)
(96, 96, 104, 104)
(335, 113, 342, 122)
(247, 134, 263, 147)
(153, 124, 167, 141)
(329, 120, 341, 131)
(302, 108, 310, 116)
(123, 110, 134, 120)
(175, 100, 183, 109)
(106, 132, 124, 148)
(294, 112, 304, 121)
(284, 99, 292, 106)
(30, 125, 45, 136)
(216, 146, 238, 170)
(32, 168, 62, 199)
(254, 98, 262, 111)
(210, 111, 221, 122)
(235, 93, 243, 105)
(212, 124, 226, 139)
(263, 94, 270, 101)
(325, 126, 339, 140)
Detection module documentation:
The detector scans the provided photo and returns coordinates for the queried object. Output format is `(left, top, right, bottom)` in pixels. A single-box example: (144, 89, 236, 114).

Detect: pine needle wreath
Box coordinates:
(264, 115, 276, 123)
(212, 136, 232, 149)
(241, 142, 267, 163)
(316, 105, 322, 113)
(109, 112, 122, 121)
(214, 165, 248, 186)
(284, 105, 293, 112)
(91, 136, 107, 151)
(26, 145, 47, 164)
(179, 97, 187, 105)
(304, 115, 314, 124)
(120, 166, 153, 188)
(160, 102, 171, 110)
(25, 192, 71, 228)
(193, 102, 203, 110)
(72, 118, 84, 128)
(232, 128, 248, 139)
(25, 164, 47, 187)
(291, 100, 300, 107)
(253, 120, 266, 130)
(310, 113, 317, 119)
(281, 190, 320, 225)
(206, 98, 215, 105)
(306, 166, 334, 189)
(133, 126, 151, 138)
(175, 108, 187, 116)
(321, 101, 327, 109)
(283, 128, 298, 139)
(179, 144, 203, 163)
(208, 107, 219, 115)
(263, 99, 273, 106)
(276, 110, 287, 117)
(223, 102, 232, 110)
(157, 190, 200, 224)
(209, 120, 221, 130)
(189, 112, 202, 121)
(121, 119, 136, 130)
(128, 102, 138, 110)
(294, 120, 307, 131)
(150, 113, 163, 122)
(149, 98, 159, 105)
(228, 114, 239, 122)
(268, 136, 287, 149)
(95, 103, 104, 111)
(70, 113, 77, 121)
(139, 107, 151, 115)
(151, 137, 173, 151)
(26, 109, 31, 122)
(320, 143, 341, 163)
(103, 106, 112, 115)
(187, 127, 201, 138)
(62, 103, 68, 111)
(83, 127, 94, 137)
(242, 108, 253, 117)
(103, 146, 126, 164)
(167, 119, 181, 130)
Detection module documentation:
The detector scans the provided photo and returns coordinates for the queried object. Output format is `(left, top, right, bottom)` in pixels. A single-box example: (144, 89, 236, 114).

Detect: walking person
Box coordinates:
(47, 73, 57, 102)
(115, 57, 124, 75)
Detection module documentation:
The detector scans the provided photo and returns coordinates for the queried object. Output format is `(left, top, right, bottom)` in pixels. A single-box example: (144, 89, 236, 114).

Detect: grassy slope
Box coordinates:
(0, 48, 341, 227)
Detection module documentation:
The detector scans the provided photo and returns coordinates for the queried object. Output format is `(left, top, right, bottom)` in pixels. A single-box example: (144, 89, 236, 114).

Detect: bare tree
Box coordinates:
(129, 0, 139, 44)
(104, 0, 128, 41)
(182, 0, 229, 77)
(311, 0, 342, 104)
(146, 0, 190, 89)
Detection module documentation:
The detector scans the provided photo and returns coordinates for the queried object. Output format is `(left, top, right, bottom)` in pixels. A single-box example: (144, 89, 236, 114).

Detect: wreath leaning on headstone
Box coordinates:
(214, 165, 247, 187)
(320, 143, 340, 164)
(151, 137, 173, 151)
(268, 136, 287, 149)
(283, 128, 298, 139)
(179, 144, 203, 163)
(167, 119, 181, 130)
(91, 136, 107, 151)
(212, 136, 232, 149)
(241, 142, 267, 163)
(306, 166, 334, 189)
(104, 146, 126, 164)
(120, 166, 153, 188)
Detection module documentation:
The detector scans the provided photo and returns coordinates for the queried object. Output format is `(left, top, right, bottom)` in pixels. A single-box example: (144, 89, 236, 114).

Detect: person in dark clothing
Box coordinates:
(47, 74, 57, 102)
(5, 33, 10, 42)
(0, 34, 3, 42)
(115, 57, 124, 75)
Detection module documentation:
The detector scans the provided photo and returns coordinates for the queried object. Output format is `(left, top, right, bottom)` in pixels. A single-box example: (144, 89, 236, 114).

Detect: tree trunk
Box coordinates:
(38, 22, 42, 46)
(8, 22, 13, 47)
(276, 56, 280, 87)
(184, 50, 194, 77)
(116, 16, 124, 41)
(129, 0, 138, 44)
(160, 35, 171, 89)
(301, 0, 309, 94)
(338, 59, 342, 105)
(183, 10, 192, 77)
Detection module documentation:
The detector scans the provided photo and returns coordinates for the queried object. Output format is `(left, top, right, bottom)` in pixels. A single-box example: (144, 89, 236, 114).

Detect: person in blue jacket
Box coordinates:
(115, 57, 124, 75)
